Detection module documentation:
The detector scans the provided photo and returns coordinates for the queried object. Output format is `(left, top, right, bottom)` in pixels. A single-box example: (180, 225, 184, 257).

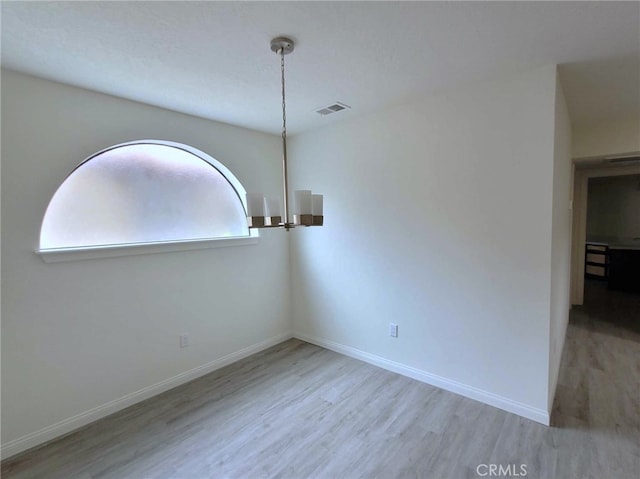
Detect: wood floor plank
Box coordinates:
(2, 281, 639, 478)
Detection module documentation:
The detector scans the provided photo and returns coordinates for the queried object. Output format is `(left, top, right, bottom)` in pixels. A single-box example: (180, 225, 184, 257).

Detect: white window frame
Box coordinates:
(36, 140, 258, 263)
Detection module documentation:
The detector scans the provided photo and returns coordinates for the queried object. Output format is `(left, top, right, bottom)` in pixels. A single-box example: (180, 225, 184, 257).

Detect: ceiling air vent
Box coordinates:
(605, 155, 640, 164)
(315, 102, 351, 116)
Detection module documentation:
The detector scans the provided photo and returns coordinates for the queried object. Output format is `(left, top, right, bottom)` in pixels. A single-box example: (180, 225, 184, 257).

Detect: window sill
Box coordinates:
(36, 234, 259, 263)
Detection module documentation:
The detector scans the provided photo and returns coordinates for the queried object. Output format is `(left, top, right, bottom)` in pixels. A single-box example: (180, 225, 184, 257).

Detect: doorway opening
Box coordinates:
(570, 157, 640, 306)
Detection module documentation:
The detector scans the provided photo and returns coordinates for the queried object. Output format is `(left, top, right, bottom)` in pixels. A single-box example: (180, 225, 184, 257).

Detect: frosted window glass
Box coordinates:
(40, 143, 249, 249)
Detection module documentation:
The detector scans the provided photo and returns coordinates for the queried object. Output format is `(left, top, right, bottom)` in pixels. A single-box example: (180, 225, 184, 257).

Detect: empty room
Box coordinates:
(1, 1, 639, 478)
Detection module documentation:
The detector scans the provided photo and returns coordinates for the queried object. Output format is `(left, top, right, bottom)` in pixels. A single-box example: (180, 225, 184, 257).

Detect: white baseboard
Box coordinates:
(2, 330, 549, 460)
(1, 331, 293, 460)
(294, 331, 550, 426)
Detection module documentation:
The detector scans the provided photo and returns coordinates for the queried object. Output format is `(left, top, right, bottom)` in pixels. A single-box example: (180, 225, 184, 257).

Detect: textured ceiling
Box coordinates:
(1, 1, 639, 134)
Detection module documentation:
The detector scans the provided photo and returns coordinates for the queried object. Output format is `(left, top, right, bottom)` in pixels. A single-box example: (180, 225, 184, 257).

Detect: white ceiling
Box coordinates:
(1, 1, 638, 135)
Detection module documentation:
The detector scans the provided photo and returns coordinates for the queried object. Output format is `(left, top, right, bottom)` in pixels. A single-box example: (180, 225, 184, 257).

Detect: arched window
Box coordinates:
(39, 140, 253, 255)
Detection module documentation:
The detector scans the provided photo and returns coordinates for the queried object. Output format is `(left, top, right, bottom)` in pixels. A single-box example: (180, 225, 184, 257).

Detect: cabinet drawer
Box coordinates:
(586, 265, 606, 277)
(586, 253, 607, 264)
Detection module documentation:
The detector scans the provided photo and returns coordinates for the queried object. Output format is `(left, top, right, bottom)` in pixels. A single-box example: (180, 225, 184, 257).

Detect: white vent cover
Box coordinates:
(605, 155, 640, 164)
(315, 102, 351, 116)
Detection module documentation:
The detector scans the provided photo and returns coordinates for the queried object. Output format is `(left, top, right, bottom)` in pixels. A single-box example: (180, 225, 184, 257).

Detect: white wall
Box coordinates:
(573, 116, 640, 159)
(587, 174, 640, 239)
(548, 74, 573, 410)
(289, 65, 560, 422)
(1, 70, 291, 455)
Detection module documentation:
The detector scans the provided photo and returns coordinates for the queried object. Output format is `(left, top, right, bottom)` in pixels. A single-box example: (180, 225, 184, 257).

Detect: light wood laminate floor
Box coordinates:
(3, 282, 639, 478)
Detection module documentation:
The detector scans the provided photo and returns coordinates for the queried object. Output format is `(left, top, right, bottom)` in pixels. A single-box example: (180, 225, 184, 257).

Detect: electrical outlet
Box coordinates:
(389, 323, 398, 338)
(180, 334, 190, 348)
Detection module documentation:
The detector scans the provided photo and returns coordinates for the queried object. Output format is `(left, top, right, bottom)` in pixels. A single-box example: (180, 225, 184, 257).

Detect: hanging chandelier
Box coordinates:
(246, 37, 323, 231)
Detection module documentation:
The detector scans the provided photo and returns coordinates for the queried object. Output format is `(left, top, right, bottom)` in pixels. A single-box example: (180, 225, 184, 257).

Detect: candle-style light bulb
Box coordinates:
(294, 190, 313, 226)
(312, 194, 324, 226)
(265, 197, 282, 226)
(246, 193, 265, 227)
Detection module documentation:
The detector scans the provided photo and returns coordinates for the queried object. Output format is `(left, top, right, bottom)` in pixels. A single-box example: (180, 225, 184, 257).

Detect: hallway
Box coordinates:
(551, 280, 640, 477)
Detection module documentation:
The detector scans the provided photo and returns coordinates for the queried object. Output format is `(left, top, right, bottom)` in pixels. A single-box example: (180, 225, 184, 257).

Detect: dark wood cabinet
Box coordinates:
(608, 248, 640, 293)
(585, 243, 609, 280)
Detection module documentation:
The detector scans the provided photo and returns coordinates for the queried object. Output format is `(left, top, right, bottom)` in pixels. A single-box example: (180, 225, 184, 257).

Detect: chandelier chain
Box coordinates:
(280, 49, 286, 142)
(278, 47, 290, 228)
